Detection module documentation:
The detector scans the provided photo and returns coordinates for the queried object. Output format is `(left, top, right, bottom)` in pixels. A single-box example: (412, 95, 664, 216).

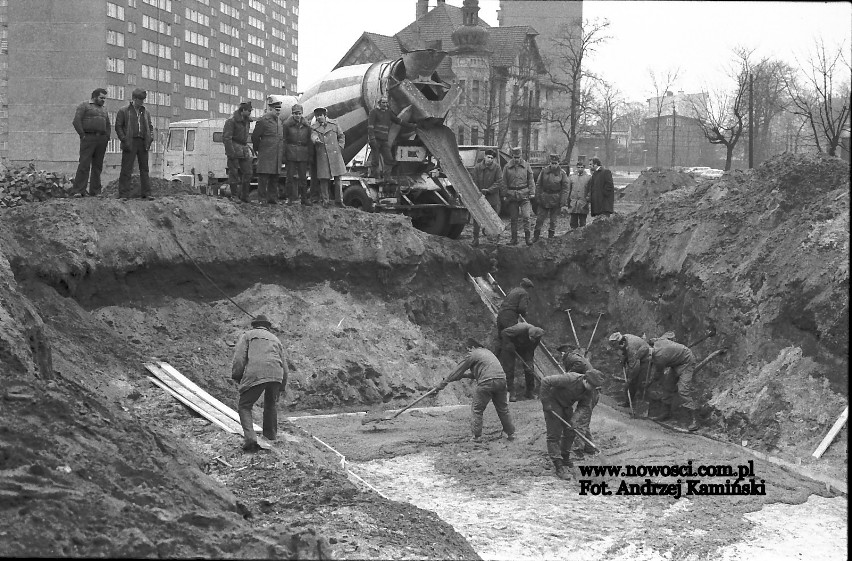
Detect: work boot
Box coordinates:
(553, 459, 572, 480)
(561, 453, 574, 468)
(510, 224, 518, 245)
(242, 440, 261, 452)
(687, 410, 700, 432)
(533, 229, 541, 243)
(506, 432, 516, 441)
(524, 230, 532, 246)
(471, 435, 482, 443)
(509, 389, 518, 402)
(524, 389, 534, 400)
(548, 229, 555, 239)
(650, 404, 671, 422)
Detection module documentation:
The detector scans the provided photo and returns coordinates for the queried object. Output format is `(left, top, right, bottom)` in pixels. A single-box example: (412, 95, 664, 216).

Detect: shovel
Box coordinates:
(361, 387, 440, 425)
(550, 410, 600, 453)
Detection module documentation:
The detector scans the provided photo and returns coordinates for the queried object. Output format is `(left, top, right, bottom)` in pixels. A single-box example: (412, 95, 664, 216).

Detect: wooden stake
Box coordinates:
(812, 406, 848, 459)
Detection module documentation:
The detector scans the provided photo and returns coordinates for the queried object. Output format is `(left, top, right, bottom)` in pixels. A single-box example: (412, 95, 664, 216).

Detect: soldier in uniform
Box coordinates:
(648, 338, 699, 431)
(608, 332, 652, 409)
(471, 148, 503, 246)
(501, 146, 536, 245)
(533, 153, 569, 242)
(251, 100, 285, 205)
(282, 103, 313, 205)
(499, 322, 544, 402)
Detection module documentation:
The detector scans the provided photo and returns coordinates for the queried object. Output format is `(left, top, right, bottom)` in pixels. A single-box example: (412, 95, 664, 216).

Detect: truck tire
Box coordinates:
(342, 185, 375, 212)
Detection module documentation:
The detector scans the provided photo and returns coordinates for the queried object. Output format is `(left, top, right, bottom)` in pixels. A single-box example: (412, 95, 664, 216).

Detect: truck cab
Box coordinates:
(163, 118, 250, 193)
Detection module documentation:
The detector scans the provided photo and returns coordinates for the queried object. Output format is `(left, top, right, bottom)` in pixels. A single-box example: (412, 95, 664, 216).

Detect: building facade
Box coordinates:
(644, 90, 725, 168)
(0, 0, 299, 175)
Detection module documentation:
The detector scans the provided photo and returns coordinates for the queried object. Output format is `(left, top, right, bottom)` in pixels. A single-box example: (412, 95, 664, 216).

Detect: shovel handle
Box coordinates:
(550, 410, 599, 451)
(390, 386, 439, 420)
(565, 309, 582, 349)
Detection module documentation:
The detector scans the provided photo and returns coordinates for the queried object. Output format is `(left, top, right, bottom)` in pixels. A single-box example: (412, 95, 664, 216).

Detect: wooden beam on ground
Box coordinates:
(812, 406, 848, 459)
(147, 373, 240, 434)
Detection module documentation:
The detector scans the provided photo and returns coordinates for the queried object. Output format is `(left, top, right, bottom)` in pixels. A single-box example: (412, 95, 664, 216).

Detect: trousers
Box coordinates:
(237, 381, 282, 443)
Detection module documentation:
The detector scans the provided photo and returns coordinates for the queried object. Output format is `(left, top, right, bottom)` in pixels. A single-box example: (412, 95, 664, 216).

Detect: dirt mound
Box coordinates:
(101, 176, 201, 198)
(618, 168, 698, 203)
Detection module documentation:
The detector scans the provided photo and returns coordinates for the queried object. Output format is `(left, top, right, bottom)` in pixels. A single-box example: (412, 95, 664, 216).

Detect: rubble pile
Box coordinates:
(618, 168, 698, 203)
(0, 163, 73, 207)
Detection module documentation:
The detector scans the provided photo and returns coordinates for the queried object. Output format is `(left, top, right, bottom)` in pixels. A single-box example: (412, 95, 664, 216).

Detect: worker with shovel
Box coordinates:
(556, 343, 599, 458)
(493, 278, 533, 351)
(539, 368, 604, 480)
(607, 332, 651, 409)
(646, 338, 700, 431)
(231, 314, 289, 452)
(499, 322, 544, 401)
(434, 337, 516, 442)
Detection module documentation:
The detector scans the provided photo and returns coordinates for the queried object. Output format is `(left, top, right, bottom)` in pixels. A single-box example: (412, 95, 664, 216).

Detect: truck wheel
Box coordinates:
(342, 186, 375, 212)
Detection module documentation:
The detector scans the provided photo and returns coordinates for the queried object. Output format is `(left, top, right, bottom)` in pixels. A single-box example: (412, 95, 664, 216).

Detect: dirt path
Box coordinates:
(296, 398, 847, 560)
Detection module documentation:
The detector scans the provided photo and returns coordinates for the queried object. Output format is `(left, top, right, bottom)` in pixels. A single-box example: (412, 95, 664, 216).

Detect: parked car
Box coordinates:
(699, 168, 724, 179)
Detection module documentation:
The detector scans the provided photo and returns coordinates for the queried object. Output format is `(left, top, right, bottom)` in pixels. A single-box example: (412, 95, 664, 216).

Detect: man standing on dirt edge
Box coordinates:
(435, 337, 515, 442)
(502, 146, 536, 245)
(222, 101, 254, 203)
(115, 88, 154, 200)
(539, 368, 603, 480)
(471, 148, 503, 246)
(588, 157, 614, 217)
(71, 88, 110, 197)
(231, 314, 288, 452)
(533, 153, 569, 242)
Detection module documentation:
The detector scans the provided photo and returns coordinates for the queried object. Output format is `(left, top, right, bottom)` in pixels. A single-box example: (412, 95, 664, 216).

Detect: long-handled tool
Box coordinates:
(687, 326, 717, 348)
(564, 309, 582, 349)
(585, 312, 603, 358)
(550, 410, 599, 452)
(361, 386, 440, 425)
(622, 364, 635, 417)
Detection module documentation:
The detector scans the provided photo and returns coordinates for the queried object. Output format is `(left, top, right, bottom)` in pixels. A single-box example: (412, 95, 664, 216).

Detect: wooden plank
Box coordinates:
(146, 364, 242, 433)
(812, 406, 848, 459)
(146, 374, 240, 434)
(156, 361, 262, 433)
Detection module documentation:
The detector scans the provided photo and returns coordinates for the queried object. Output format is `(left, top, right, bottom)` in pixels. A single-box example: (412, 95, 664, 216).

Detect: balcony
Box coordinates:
(510, 106, 542, 122)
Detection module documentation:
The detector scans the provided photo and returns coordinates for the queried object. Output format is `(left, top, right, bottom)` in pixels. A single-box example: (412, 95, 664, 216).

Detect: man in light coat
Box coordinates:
(533, 153, 570, 242)
(251, 100, 285, 205)
(470, 148, 503, 246)
(567, 161, 591, 228)
(501, 146, 535, 245)
(231, 314, 288, 452)
(310, 107, 346, 207)
(588, 157, 614, 217)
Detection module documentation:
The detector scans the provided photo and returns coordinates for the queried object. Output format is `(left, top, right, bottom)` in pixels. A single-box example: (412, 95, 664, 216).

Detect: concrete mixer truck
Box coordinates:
(162, 50, 503, 239)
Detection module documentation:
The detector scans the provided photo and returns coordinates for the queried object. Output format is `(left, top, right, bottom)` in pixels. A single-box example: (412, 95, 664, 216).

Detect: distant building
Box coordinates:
(0, 0, 299, 175)
(644, 90, 724, 168)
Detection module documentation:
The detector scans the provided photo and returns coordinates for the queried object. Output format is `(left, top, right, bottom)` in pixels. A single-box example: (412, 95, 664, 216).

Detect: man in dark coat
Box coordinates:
(500, 322, 544, 402)
(533, 154, 570, 242)
(588, 157, 614, 217)
(231, 314, 288, 452)
(251, 100, 285, 205)
(71, 87, 110, 197)
(367, 96, 412, 181)
(494, 277, 533, 350)
(470, 148, 503, 246)
(435, 337, 516, 442)
(283, 103, 313, 205)
(115, 88, 154, 199)
(222, 101, 253, 203)
(539, 368, 603, 480)
(608, 332, 651, 409)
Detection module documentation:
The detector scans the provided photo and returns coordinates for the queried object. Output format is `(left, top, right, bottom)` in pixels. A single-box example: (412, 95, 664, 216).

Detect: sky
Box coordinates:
(297, 1, 851, 102)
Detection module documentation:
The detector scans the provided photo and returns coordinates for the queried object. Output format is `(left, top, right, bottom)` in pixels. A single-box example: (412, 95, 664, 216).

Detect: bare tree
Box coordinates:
(784, 39, 851, 156)
(689, 52, 749, 170)
(647, 67, 681, 167)
(541, 18, 611, 162)
(749, 57, 792, 164)
(590, 80, 625, 165)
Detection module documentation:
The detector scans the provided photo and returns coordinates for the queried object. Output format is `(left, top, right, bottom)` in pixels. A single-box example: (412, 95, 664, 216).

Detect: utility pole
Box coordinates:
(670, 101, 676, 168)
(748, 73, 754, 168)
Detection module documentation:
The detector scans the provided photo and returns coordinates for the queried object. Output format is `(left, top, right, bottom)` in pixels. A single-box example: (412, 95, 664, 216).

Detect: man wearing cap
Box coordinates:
(71, 88, 110, 197)
(501, 147, 536, 245)
(647, 337, 699, 431)
(310, 107, 346, 207)
(470, 148, 504, 246)
(556, 343, 594, 375)
(588, 157, 614, 217)
(499, 322, 544, 401)
(223, 101, 254, 203)
(494, 277, 533, 350)
(282, 103, 313, 204)
(434, 337, 516, 442)
(538, 368, 603, 480)
(608, 332, 651, 409)
(533, 154, 570, 242)
(251, 100, 285, 204)
(367, 96, 411, 182)
(231, 314, 288, 452)
(567, 160, 591, 228)
(115, 88, 154, 199)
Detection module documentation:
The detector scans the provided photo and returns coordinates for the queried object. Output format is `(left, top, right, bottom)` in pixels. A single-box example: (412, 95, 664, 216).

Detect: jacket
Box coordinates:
(650, 338, 695, 368)
(535, 166, 570, 209)
(501, 322, 544, 352)
(568, 171, 591, 214)
(223, 109, 252, 158)
(472, 159, 504, 210)
(251, 111, 285, 174)
(231, 327, 288, 394)
(440, 348, 506, 388)
(367, 107, 402, 143)
(561, 351, 593, 374)
(620, 334, 651, 378)
(73, 101, 111, 137)
(589, 166, 615, 215)
(311, 119, 347, 178)
(282, 115, 313, 162)
(539, 372, 595, 410)
(115, 103, 153, 150)
(502, 159, 535, 202)
(498, 286, 529, 316)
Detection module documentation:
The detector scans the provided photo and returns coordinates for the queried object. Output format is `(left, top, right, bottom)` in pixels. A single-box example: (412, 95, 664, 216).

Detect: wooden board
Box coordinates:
(147, 376, 238, 434)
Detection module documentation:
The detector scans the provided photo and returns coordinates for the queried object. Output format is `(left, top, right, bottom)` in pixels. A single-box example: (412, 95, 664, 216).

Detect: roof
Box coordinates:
(396, 3, 491, 52)
(488, 26, 540, 68)
(334, 32, 403, 69)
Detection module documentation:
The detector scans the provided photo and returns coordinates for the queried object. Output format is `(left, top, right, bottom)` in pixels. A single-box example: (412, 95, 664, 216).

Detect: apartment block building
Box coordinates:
(0, 0, 299, 175)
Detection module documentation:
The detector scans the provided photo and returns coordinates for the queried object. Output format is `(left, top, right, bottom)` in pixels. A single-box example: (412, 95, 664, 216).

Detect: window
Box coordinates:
(107, 84, 125, 100)
(219, 43, 239, 57)
(128, 0, 137, 7)
(127, 48, 137, 59)
(458, 80, 466, 104)
(219, 22, 239, 38)
(270, 77, 286, 90)
(142, 14, 172, 35)
(184, 51, 209, 69)
(219, 83, 239, 95)
(186, 129, 196, 151)
(290, 52, 297, 62)
(272, 10, 286, 25)
(220, 3, 240, 18)
(248, 0, 266, 14)
(107, 57, 125, 73)
(247, 51, 264, 65)
(127, 21, 136, 33)
(472, 80, 480, 106)
(184, 29, 209, 47)
(511, 127, 519, 146)
(107, 2, 125, 20)
(184, 73, 209, 89)
(247, 15, 265, 31)
(107, 30, 125, 46)
(184, 8, 209, 26)
(219, 62, 239, 77)
(270, 60, 285, 73)
(127, 74, 137, 85)
(149, 92, 171, 106)
(247, 34, 264, 48)
(247, 70, 264, 84)
(247, 88, 264, 101)
(167, 129, 185, 150)
(172, 82, 180, 93)
(271, 27, 285, 40)
(532, 129, 539, 151)
(271, 0, 287, 7)
(457, 126, 465, 145)
(142, 0, 171, 11)
(142, 65, 171, 82)
(471, 127, 479, 145)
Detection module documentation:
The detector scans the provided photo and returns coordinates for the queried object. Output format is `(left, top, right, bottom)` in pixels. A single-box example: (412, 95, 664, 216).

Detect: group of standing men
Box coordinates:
(223, 100, 348, 206)
(470, 148, 615, 246)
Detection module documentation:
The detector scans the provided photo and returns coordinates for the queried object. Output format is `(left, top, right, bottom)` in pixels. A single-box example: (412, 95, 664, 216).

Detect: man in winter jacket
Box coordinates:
(500, 322, 544, 402)
(533, 154, 570, 242)
(367, 96, 413, 181)
(539, 368, 603, 480)
(608, 332, 651, 409)
(567, 161, 591, 228)
(283, 103, 313, 205)
(310, 107, 346, 207)
(114, 88, 154, 199)
(470, 149, 503, 246)
(71, 88, 110, 197)
(251, 100, 285, 204)
(222, 101, 253, 203)
(588, 157, 614, 217)
(494, 277, 533, 350)
(647, 338, 699, 430)
(231, 314, 288, 452)
(501, 147, 535, 245)
(434, 338, 516, 442)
